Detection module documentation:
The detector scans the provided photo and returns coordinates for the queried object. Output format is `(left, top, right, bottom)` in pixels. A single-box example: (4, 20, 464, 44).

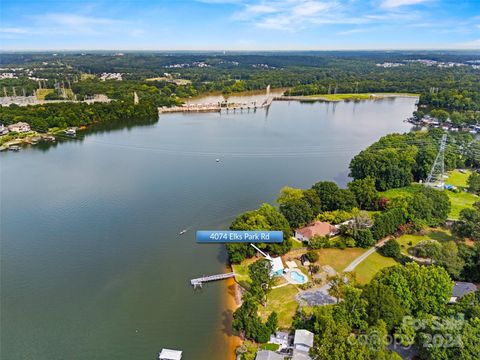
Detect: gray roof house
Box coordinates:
(450, 282, 477, 303)
(269, 331, 290, 349)
(255, 350, 283, 360)
(292, 349, 312, 360)
(294, 329, 314, 353)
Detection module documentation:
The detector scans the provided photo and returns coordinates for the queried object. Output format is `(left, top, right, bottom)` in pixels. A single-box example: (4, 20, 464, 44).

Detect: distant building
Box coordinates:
(7, 122, 30, 133)
(158, 348, 182, 360)
(295, 221, 338, 242)
(450, 282, 477, 303)
(255, 350, 283, 360)
(294, 329, 314, 353)
(269, 331, 290, 349)
(0, 124, 9, 135)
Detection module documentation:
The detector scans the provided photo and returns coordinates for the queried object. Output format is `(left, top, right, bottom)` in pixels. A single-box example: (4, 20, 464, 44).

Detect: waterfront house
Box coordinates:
(449, 282, 477, 303)
(294, 329, 314, 353)
(255, 350, 283, 360)
(269, 331, 290, 349)
(270, 256, 285, 276)
(0, 124, 9, 135)
(7, 122, 30, 133)
(158, 348, 182, 360)
(295, 221, 338, 242)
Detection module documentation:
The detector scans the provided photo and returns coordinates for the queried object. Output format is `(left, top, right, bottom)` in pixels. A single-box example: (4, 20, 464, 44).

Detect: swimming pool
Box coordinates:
(290, 270, 307, 284)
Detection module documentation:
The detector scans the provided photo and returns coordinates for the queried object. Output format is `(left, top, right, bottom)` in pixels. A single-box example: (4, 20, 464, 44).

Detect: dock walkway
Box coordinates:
(190, 272, 235, 288)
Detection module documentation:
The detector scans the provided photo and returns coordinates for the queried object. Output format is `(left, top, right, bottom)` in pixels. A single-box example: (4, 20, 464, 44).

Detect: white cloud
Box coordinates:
(381, 0, 431, 8)
(0, 27, 33, 34)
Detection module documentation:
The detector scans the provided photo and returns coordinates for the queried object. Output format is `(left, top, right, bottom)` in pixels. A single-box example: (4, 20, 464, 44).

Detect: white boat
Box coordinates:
(65, 128, 76, 136)
(8, 145, 20, 152)
(216, 158, 220, 162)
(179, 229, 187, 235)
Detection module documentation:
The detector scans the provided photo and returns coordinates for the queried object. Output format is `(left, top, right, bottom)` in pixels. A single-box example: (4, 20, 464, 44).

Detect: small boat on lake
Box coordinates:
(65, 128, 76, 136)
(9, 145, 20, 152)
(216, 158, 220, 162)
(179, 229, 187, 235)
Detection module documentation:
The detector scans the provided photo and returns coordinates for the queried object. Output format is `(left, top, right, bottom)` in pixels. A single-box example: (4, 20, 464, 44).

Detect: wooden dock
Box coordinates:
(190, 272, 235, 288)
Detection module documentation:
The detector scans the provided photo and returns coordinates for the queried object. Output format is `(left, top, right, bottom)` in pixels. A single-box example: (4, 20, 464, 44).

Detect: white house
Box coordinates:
(158, 349, 182, 360)
(269, 331, 290, 349)
(8, 122, 30, 133)
(0, 124, 9, 136)
(270, 256, 285, 276)
(294, 329, 314, 353)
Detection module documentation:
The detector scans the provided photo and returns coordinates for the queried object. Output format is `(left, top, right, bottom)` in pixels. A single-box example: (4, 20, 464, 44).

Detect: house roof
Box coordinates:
(270, 256, 284, 273)
(292, 349, 313, 360)
(294, 329, 314, 348)
(295, 221, 337, 239)
(273, 331, 289, 340)
(452, 282, 477, 298)
(255, 350, 284, 360)
(159, 349, 182, 360)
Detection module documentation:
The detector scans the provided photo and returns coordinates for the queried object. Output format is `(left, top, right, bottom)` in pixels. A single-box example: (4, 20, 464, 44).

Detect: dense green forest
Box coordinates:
(230, 128, 480, 359)
(1, 51, 479, 131)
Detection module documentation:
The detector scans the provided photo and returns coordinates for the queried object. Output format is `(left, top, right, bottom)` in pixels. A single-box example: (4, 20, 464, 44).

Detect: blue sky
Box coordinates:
(0, 0, 479, 50)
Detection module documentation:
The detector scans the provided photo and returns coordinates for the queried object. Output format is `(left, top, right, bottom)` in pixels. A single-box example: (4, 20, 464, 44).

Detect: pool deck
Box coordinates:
(283, 268, 308, 285)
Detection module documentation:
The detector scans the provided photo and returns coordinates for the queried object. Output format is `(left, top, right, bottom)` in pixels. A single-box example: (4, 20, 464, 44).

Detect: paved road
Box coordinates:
(343, 237, 390, 272)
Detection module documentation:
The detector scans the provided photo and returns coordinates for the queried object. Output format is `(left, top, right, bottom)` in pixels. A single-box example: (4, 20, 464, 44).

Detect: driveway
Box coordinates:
(296, 237, 390, 306)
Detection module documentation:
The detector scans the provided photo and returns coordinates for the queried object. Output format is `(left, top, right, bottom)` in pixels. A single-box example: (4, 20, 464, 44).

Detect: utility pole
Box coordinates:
(425, 133, 447, 188)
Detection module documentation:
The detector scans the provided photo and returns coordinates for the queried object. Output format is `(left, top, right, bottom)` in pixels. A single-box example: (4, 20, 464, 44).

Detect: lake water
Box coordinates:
(0, 97, 415, 360)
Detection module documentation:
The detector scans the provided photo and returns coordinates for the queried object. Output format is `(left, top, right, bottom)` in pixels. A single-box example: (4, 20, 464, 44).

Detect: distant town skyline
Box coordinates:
(1, 0, 479, 50)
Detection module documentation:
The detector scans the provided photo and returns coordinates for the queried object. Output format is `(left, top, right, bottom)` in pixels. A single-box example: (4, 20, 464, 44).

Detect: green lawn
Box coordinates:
(35, 89, 55, 100)
(355, 252, 398, 285)
(315, 248, 367, 272)
(291, 238, 305, 249)
(446, 191, 478, 219)
(232, 264, 252, 288)
(380, 183, 477, 220)
(380, 185, 420, 199)
(258, 284, 299, 329)
(446, 170, 471, 188)
(259, 343, 280, 351)
(304, 93, 418, 101)
(396, 228, 455, 254)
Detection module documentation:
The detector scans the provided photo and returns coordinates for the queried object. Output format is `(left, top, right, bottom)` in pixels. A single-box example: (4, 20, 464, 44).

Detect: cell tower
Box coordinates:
(425, 133, 448, 188)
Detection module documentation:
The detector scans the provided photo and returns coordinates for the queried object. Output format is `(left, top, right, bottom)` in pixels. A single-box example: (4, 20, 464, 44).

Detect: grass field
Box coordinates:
(355, 252, 398, 284)
(35, 89, 55, 100)
(445, 170, 477, 219)
(396, 228, 455, 255)
(446, 169, 472, 188)
(380, 182, 477, 220)
(447, 191, 478, 219)
(258, 284, 299, 329)
(315, 248, 367, 272)
(80, 73, 96, 80)
(303, 93, 418, 101)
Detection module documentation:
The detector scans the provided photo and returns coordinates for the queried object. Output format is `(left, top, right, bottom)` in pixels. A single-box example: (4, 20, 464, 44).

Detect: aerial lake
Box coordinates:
(1, 96, 415, 360)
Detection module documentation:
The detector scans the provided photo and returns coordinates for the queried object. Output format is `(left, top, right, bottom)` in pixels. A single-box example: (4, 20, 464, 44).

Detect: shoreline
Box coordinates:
(276, 92, 419, 102)
(224, 266, 243, 360)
